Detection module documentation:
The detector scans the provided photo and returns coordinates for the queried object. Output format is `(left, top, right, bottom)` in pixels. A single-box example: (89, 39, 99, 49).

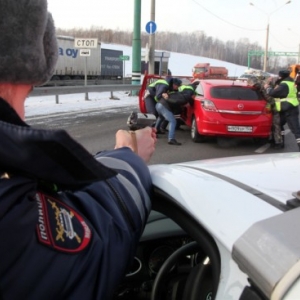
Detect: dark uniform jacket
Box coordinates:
(0, 98, 152, 300)
(158, 84, 196, 114)
(268, 77, 294, 98)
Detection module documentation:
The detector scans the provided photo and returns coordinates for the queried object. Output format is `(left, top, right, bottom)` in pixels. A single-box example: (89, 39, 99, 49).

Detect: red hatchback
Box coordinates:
(139, 75, 272, 143)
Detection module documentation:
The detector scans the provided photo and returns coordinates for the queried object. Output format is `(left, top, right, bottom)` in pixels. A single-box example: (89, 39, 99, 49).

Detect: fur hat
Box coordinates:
(0, 0, 58, 86)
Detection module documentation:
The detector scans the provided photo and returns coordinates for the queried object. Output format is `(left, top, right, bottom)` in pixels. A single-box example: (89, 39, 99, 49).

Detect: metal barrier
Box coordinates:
(29, 84, 142, 103)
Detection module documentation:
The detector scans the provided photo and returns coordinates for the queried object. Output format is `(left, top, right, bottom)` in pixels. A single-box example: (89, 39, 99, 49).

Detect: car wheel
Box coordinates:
(191, 117, 205, 143)
(51, 75, 60, 81)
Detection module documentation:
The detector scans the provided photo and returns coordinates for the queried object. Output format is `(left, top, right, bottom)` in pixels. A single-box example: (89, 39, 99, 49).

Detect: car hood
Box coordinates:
(149, 153, 300, 299)
(149, 153, 300, 250)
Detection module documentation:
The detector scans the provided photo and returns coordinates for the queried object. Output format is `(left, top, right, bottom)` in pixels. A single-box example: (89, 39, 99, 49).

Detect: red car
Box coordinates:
(139, 75, 272, 143)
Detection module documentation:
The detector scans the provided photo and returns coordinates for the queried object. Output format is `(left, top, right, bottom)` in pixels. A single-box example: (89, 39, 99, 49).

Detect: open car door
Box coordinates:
(139, 73, 163, 113)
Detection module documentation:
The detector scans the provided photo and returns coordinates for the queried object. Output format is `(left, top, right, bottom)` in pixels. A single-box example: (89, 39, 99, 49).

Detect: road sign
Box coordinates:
(145, 21, 157, 34)
(80, 49, 91, 56)
(119, 55, 130, 61)
(248, 50, 298, 57)
(74, 38, 98, 48)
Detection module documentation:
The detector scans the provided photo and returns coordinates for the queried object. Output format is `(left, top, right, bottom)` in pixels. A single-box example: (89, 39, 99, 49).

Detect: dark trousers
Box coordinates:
(145, 95, 158, 117)
(280, 103, 300, 142)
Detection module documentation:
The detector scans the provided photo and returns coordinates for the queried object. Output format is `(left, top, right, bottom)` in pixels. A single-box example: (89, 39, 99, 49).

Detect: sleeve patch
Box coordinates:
(35, 192, 92, 253)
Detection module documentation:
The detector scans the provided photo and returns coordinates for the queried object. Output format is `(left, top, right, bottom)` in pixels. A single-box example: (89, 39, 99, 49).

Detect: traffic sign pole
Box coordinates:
(146, 18, 157, 74)
(75, 38, 98, 100)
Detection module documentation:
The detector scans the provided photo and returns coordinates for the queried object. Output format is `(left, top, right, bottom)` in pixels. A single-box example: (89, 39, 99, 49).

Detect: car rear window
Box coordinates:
(210, 86, 264, 100)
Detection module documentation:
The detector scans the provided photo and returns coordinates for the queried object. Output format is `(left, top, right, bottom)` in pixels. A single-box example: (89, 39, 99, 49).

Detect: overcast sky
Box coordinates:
(48, 0, 300, 53)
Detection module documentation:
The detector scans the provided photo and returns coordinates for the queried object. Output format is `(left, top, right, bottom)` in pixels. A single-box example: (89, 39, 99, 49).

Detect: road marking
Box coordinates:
(255, 143, 271, 154)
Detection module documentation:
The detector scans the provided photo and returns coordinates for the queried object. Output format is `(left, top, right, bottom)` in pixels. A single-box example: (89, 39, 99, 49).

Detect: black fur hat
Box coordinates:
(0, 0, 58, 86)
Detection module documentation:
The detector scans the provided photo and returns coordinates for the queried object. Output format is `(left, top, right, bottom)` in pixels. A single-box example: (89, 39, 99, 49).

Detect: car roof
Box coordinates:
(194, 79, 249, 87)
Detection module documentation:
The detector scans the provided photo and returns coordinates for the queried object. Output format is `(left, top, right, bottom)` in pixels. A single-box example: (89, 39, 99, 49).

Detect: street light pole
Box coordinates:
(148, 0, 155, 74)
(288, 28, 300, 64)
(249, 1, 291, 72)
(264, 22, 269, 72)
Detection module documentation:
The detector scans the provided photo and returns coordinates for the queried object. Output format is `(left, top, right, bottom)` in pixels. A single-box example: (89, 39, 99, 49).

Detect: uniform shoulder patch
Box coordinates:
(35, 192, 92, 253)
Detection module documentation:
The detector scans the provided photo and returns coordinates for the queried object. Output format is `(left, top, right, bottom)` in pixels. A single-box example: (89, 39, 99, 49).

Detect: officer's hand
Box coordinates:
(162, 93, 169, 99)
(115, 127, 156, 163)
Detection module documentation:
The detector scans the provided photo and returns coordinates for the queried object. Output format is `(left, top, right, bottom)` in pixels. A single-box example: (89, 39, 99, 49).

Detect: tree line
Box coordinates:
(56, 27, 297, 74)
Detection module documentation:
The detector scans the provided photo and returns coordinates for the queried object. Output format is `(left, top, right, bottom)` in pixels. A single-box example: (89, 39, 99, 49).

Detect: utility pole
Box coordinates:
(132, 0, 141, 91)
(249, 1, 291, 72)
(148, 0, 155, 74)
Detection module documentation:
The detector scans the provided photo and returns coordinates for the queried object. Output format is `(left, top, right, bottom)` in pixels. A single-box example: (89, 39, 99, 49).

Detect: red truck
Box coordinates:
(192, 63, 228, 79)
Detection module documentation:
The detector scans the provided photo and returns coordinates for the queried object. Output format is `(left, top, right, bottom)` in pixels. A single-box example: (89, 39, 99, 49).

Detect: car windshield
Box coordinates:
(210, 86, 264, 100)
(239, 74, 253, 78)
(194, 67, 206, 73)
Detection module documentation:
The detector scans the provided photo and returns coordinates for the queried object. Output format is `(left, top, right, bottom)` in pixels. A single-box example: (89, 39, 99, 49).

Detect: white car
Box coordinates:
(115, 153, 300, 300)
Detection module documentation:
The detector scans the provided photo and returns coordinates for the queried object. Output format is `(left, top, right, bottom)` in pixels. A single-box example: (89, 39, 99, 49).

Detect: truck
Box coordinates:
(52, 36, 123, 81)
(192, 63, 228, 79)
(100, 48, 123, 79)
(289, 64, 300, 79)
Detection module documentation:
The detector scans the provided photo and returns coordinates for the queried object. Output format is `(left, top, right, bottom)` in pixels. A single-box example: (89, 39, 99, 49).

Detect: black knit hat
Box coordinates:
(278, 70, 291, 79)
(0, 0, 58, 86)
(172, 78, 182, 86)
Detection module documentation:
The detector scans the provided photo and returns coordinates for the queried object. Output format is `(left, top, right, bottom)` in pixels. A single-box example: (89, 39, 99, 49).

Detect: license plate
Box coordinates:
(227, 126, 253, 132)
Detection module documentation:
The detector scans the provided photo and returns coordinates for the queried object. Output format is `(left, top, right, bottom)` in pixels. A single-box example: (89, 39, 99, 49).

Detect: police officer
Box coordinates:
(0, 1, 156, 299)
(155, 82, 198, 145)
(265, 70, 300, 151)
(250, 76, 283, 148)
(144, 77, 182, 117)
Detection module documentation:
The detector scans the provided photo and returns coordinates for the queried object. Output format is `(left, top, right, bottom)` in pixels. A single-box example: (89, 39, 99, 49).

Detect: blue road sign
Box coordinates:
(145, 21, 157, 34)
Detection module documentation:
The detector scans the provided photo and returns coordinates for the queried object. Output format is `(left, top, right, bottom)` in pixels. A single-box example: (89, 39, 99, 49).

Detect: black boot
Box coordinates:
(168, 139, 182, 146)
(273, 143, 284, 149)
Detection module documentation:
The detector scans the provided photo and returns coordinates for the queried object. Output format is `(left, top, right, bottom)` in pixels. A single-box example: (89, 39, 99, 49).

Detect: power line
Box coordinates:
(190, 0, 265, 31)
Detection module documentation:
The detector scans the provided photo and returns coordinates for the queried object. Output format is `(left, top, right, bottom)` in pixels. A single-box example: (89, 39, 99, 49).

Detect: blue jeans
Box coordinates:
(155, 103, 176, 140)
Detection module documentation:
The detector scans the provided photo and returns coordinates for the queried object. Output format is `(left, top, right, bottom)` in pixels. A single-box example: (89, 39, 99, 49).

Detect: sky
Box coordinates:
(25, 44, 249, 119)
(48, 0, 300, 53)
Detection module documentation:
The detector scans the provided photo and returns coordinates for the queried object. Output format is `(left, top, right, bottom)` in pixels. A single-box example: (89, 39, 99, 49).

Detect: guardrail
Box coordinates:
(29, 84, 142, 103)
(43, 78, 132, 86)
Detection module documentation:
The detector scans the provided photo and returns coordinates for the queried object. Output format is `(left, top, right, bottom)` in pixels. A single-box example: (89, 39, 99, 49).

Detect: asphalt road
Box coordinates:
(27, 106, 300, 165)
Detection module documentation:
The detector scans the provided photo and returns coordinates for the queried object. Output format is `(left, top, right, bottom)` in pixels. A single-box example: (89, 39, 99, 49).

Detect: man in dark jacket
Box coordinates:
(0, 1, 156, 300)
(155, 82, 198, 145)
(144, 77, 182, 117)
(265, 69, 300, 151)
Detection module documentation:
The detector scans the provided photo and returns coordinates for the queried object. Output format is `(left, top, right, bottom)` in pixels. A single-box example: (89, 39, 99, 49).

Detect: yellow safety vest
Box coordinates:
(275, 81, 299, 111)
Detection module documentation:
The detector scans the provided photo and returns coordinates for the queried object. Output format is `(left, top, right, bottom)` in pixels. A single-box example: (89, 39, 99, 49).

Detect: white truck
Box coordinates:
(53, 35, 101, 80)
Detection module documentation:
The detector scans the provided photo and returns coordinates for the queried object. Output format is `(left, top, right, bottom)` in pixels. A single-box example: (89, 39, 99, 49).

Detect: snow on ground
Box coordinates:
(25, 91, 138, 119)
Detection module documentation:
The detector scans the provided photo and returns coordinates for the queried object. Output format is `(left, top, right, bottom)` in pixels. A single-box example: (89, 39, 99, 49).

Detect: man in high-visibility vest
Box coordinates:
(155, 82, 198, 145)
(265, 70, 300, 151)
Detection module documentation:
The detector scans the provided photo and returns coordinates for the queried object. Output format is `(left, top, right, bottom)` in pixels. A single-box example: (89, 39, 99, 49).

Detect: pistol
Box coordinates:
(127, 111, 156, 130)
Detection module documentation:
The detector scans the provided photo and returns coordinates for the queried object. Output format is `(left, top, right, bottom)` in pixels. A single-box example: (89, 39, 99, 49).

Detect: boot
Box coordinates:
(298, 143, 300, 152)
(168, 139, 182, 146)
(273, 143, 284, 149)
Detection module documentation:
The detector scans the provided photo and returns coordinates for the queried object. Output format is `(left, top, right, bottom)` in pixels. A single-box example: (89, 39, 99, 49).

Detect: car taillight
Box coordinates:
(263, 103, 272, 114)
(201, 99, 218, 112)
